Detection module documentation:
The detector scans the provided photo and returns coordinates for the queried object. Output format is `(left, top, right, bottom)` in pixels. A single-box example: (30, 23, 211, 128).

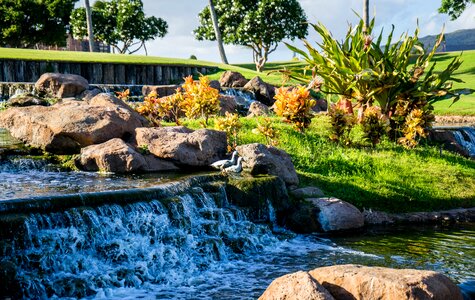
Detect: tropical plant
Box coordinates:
(273, 86, 316, 132)
(115, 89, 130, 102)
(328, 106, 356, 145)
(194, 0, 308, 72)
(0, 0, 77, 48)
(181, 75, 220, 126)
(70, 0, 168, 54)
(157, 90, 185, 125)
(252, 117, 279, 146)
(360, 105, 389, 146)
(215, 112, 242, 152)
(285, 18, 462, 146)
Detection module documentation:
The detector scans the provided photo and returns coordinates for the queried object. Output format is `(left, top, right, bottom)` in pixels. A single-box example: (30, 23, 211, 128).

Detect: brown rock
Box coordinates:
(142, 154, 179, 172)
(135, 126, 227, 167)
(428, 129, 470, 158)
(236, 143, 298, 187)
(247, 101, 270, 117)
(309, 197, 364, 232)
(35, 73, 89, 98)
(78, 88, 102, 101)
(209, 80, 221, 91)
(218, 95, 238, 115)
(243, 76, 275, 106)
(0, 97, 148, 154)
(259, 271, 335, 300)
(79, 138, 146, 173)
(142, 85, 180, 97)
(219, 71, 249, 88)
(309, 264, 463, 300)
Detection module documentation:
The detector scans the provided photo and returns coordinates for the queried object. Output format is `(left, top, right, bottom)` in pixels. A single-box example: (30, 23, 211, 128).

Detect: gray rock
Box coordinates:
(236, 143, 299, 188)
(35, 73, 89, 98)
(218, 95, 238, 115)
(7, 94, 49, 107)
(290, 186, 324, 199)
(247, 101, 270, 117)
(243, 76, 275, 106)
(310, 197, 364, 232)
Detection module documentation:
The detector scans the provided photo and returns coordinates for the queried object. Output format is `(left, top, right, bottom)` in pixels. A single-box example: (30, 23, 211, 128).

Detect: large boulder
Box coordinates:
(236, 143, 299, 188)
(311, 197, 364, 232)
(79, 138, 146, 173)
(35, 73, 89, 98)
(259, 271, 335, 300)
(218, 95, 238, 115)
(287, 197, 364, 233)
(219, 71, 249, 88)
(135, 126, 227, 167)
(0, 95, 148, 154)
(309, 265, 463, 300)
(78, 138, 178, 173)
(243, 76, 276, 106)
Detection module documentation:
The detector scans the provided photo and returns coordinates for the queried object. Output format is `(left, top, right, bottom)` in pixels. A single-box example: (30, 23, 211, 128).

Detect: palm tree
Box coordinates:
(363, 0, 369, 34)
(208, 0, 229, 64)
(85, 0, 95, 52)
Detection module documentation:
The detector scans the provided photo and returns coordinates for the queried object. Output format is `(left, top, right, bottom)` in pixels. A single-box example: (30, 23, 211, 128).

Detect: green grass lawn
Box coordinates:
(181, 116, 475, 213)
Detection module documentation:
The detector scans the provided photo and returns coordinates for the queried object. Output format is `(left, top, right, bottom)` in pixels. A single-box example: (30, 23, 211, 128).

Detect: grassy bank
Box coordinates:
(181, 116, 475, 213)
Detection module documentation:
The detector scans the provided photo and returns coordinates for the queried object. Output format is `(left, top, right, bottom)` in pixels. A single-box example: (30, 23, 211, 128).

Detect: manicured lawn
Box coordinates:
(181, 116, 475, 213)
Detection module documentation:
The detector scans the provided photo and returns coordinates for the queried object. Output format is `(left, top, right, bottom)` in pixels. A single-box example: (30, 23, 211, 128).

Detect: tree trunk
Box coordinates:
(208, 0, 229, 64)
(363, 0, 370, 34)
(85, 0, 95, 52)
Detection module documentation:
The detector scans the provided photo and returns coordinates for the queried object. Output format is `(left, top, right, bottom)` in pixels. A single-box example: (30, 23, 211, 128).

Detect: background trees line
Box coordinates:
(0, 0, 472, 69)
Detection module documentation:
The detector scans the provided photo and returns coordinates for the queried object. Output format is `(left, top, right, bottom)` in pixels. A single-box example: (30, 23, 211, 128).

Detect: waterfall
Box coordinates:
(452, 127, 475, 158)
(223, 88, 256, 110)
(0, 183, 277, 299)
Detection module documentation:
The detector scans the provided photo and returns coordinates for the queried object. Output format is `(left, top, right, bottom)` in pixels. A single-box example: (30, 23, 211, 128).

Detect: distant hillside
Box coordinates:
(420, 28, 475, 52)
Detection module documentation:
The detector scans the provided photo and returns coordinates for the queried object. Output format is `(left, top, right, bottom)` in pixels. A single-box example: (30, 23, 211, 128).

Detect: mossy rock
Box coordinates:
(225, 175, 290, 224)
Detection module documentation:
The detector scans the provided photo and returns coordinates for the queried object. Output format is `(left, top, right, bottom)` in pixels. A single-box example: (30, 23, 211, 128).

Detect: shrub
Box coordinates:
(328, 105, 356, 145)
(215, 112, 242, 152)
(136, 91, 162, 126)
(361, 106, 389, 146)
(273, 86, 316, 132)
(285, 18, 462, 147)
(252, 117, 280, 146)
(181, 75, 220, 126)
(115, 89, 130, 102)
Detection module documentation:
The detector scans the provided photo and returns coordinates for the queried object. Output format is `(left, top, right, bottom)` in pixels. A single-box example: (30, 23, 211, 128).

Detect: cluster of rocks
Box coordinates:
(260, 264, 463, 300)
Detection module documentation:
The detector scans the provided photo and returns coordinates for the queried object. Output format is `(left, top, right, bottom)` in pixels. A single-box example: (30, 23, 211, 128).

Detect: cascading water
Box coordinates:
(453, 127, 475, 158)
(1, 183, 278, 298)
(222, 88, 256, 110)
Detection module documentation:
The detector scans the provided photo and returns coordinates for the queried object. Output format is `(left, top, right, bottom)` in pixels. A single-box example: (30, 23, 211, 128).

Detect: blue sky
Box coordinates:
(134, 0, 474, 63)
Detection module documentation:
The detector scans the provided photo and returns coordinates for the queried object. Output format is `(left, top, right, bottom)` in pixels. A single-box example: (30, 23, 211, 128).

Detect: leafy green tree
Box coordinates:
(70, 0, 168, 54)
(439, 0, 474, 20)
(0, 0, 78, 48)
(194, 0, 308, 72)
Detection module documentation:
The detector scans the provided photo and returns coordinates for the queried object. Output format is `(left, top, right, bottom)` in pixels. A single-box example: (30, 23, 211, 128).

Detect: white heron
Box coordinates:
(210, 151, 238, 170)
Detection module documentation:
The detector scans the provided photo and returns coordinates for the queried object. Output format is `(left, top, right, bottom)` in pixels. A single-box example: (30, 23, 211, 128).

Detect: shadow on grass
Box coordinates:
(298, 172, 475, 213)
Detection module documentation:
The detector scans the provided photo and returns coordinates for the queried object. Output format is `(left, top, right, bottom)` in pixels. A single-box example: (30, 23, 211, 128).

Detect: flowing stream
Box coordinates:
(0, 179, 474, 299)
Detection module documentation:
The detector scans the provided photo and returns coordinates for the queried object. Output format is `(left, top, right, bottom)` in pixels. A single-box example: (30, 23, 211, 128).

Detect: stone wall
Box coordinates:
(0, 59, 215, 85)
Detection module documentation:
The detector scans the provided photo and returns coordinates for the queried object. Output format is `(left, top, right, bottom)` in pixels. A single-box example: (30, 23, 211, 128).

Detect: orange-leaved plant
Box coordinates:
(181, 75, 220, 126)
(273, 86, 316, 132)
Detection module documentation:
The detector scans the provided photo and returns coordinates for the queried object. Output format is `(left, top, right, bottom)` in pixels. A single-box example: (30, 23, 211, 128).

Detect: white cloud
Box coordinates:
(132, 0, 474, 63)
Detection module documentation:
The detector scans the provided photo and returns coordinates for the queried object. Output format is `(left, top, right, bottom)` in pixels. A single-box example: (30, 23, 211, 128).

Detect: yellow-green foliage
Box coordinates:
(252, 117, 279, 146)
(328, 106, 356, 145)
(136, 91, 162, 126)
(215, 112, 242, 152)
(273, 86, 316, 132)
(361, 106, 389, 146)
